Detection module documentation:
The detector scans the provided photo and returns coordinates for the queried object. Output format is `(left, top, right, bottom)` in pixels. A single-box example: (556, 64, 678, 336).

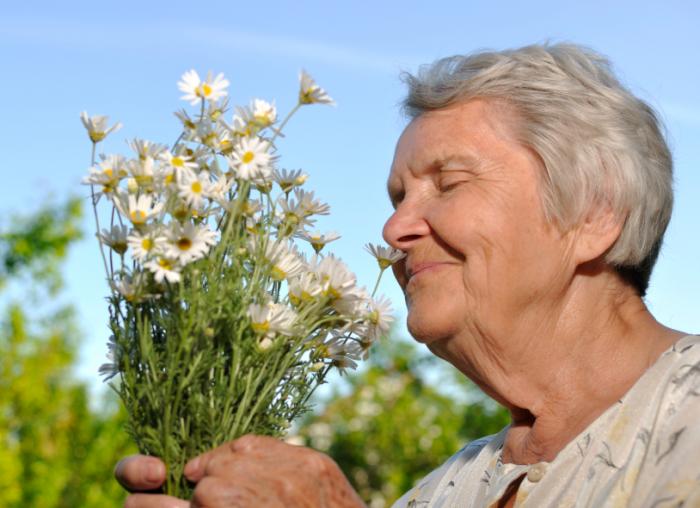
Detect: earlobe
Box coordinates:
(573, 206, 624, 265)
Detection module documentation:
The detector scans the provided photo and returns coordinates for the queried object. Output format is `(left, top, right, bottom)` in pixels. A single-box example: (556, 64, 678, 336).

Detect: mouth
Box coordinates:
(406, 262, 452, 281)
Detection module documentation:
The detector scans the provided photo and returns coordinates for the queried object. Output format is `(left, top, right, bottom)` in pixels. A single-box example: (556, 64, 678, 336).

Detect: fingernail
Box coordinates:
(184, 457, 200, 476)
(146, 461, 166, 483)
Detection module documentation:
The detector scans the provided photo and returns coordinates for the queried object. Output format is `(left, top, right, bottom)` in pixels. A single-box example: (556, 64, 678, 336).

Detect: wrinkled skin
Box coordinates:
(115, 435, 366, 507)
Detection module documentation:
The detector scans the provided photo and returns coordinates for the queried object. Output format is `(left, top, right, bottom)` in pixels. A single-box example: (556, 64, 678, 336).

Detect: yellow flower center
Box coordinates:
(270, 266, 286, 281)
(164, 173, 175, 185)
(242, 151, 255, 164)
(191, 181, 202, 194)
(90, 132, 106, 143)
(368, 310, 380, 325)
(113, 241, 127, 255)
(177, 238, 192, 251)
(141, 238, 153, 251)
(202, 133, 217, 147)
(201, 83, 212, 97)
(103, 168, 113, 177)
(251, 321, 270, 334)
(378, 258, 392, 270)
(130, 210, 147, 224)
(324, 286, 340, 300)
(171, 157, 184, 167)
(158, 258, 173, 270)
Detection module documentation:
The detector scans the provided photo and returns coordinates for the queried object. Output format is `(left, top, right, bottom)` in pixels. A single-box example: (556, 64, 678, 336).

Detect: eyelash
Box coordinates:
(439, 180, 462, 193)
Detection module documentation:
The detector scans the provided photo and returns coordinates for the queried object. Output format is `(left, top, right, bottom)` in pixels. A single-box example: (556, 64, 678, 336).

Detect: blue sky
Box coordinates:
(1, 0, 699, 395)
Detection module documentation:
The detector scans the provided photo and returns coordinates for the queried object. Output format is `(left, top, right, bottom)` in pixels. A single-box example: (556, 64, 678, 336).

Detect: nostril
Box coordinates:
(397, 234, 423, 244)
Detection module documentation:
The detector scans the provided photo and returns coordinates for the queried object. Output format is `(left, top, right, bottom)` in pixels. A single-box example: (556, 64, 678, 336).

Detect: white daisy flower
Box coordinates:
(298, 70, 335, 105)
(288, 272, 323, 307)
(207, 176, 234, 207)
(221, 113, 253, 138)
(310, 254, 357, 301)
(98, 335, 121, 381)
(82, 154, 127, 196)
(144, 257, 181, 284)
(177, 169, 211, 209)
(296, 230, 340, 253)
(235, 98, 277, 129)
(365, 294, 394, 340)
(80, 111, 122, 143)
(127, 156, 156, 190)
(98, 224, 129, 255)
(319, 335, 361, 375)
(174, 109, 198, 133)
(273, 168, 308, 193)
(114, 192, 164, 226)
(127, 226, 166, 262)
(195, 121, 233, 153)
(112, 272, 148, 302)
(247, 302, 298, 338)
(365, 243, 406, 269)
(207, 97, 230, 121)
(228, 136, 273, 181)
(178, 70, 229, 105)
(250, 99, 277, 127)
(250, 239, 306, 281)
(160, 150, 199, 173)
(294, 189, 330, 216)
(276, 196, 316, 235)
(164, 221, 217, 264)
(128, 138, 167, 161)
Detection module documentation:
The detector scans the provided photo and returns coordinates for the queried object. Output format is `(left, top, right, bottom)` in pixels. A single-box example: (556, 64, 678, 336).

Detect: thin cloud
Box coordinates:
(0, 16, 421, 74)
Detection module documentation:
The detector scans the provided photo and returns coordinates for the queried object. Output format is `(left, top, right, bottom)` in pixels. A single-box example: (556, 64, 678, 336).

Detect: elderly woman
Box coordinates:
(116, 43, 700, 507)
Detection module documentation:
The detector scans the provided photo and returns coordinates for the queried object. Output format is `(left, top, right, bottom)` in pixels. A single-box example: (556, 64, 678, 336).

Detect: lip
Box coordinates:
(406, 262, 452, 280)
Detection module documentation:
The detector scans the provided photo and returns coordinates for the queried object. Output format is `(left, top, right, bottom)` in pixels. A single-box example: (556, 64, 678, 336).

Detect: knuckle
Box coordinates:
(192, 476, 229, 506)
(232, 433, 260, 452)
(303, 449, 334, 474)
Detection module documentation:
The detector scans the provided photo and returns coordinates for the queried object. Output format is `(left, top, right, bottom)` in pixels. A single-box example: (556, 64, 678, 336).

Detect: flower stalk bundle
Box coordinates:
(81, 70, 404, 497)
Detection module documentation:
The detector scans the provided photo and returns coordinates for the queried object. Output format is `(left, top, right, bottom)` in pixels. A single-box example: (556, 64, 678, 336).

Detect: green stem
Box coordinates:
(371, 267, 387, 297)
(270, 103, 301, 144)
(89, 143, 112, 281)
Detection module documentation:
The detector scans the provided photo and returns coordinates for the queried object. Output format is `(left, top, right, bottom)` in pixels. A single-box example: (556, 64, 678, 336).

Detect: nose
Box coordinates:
(382, 202, 431, 251)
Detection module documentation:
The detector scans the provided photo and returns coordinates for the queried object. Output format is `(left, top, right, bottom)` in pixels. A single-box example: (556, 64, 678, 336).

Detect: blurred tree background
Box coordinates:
(0, 198, 509, 507)
(0, 198, 135, 507)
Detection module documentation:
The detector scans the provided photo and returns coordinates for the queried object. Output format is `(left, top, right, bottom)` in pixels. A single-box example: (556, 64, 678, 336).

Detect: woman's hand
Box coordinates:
(115, 434, 366, 508)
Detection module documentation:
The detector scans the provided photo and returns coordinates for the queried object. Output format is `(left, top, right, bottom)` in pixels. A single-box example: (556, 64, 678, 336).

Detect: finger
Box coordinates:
(124, 493, 189, 508)
(184, 435, 280, 481)
(115, 455, 167, 492)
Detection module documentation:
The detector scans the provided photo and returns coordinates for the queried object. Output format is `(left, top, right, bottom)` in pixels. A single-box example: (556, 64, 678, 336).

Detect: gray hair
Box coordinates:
(401, 43, 673, 295)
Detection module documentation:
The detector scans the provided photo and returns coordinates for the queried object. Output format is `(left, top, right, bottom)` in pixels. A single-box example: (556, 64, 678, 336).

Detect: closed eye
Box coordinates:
(438, 178, 464, 193)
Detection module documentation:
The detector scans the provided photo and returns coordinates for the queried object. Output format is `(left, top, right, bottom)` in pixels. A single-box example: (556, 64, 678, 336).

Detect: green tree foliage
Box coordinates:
(297, 339, 510, 507)
(0, 199, 136, 507)
(0, 197, 82, 294)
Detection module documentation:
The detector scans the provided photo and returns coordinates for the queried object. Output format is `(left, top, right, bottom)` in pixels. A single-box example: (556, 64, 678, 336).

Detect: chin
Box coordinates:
(405, 302, 460, 345)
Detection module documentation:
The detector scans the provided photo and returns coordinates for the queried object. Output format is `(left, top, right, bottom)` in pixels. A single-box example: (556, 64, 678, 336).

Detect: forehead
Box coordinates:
(388, 100, 522, 184)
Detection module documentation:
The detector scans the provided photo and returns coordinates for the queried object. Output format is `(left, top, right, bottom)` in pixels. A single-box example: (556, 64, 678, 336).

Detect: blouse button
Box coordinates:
(526, 462, 547, 483)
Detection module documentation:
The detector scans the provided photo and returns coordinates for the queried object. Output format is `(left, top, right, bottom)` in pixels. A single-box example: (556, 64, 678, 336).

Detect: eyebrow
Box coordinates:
(433, 153, 484, 171)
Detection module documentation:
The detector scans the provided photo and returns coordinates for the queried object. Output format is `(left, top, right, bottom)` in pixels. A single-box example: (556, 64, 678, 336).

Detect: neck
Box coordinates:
(432, 269, 683, 464)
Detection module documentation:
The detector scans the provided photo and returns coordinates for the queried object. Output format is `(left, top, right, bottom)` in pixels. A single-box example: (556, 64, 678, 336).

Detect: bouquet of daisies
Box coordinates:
(81, 70, 404, 497)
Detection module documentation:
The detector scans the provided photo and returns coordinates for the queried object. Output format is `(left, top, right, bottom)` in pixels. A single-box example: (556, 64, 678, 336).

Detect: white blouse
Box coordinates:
(393, 334, 700, 508)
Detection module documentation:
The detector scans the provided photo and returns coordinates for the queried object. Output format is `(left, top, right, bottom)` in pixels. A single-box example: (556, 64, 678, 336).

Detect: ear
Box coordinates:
(572, 205, 624, 265)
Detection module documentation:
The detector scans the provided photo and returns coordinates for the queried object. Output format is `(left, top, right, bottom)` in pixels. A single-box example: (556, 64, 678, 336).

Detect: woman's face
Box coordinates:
(383, 100, 576, 349)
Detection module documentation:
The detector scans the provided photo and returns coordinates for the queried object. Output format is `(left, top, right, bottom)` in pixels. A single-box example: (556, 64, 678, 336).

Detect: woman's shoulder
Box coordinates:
(391, 429, 507, 508)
